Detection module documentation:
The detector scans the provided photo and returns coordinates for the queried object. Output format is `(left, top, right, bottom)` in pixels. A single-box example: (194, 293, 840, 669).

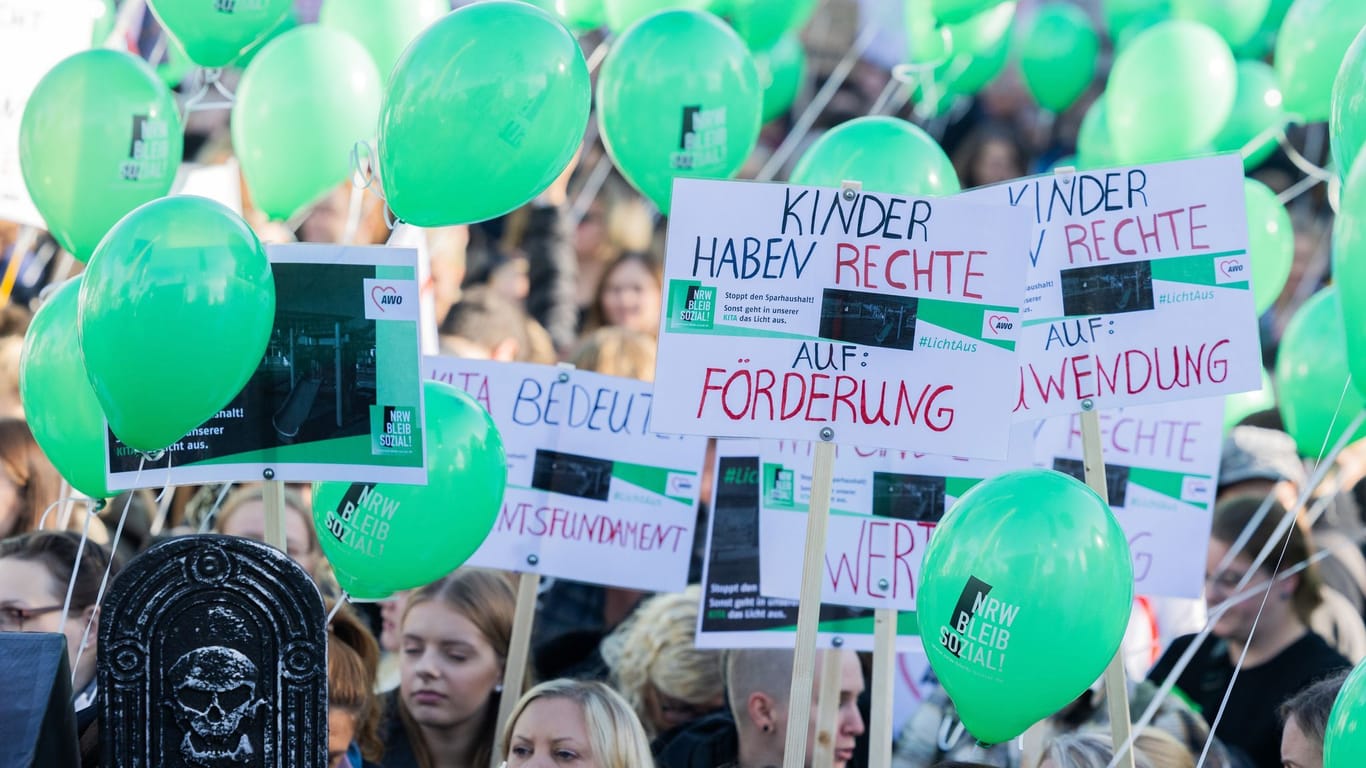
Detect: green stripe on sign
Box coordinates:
(945, 476, 982, 499)
(1127, 467, 1210, 509)
(613, 462, 696, 505)
(916, 300, 1016, 351)
(1148, 250, 1248, 288)
(760, 610, 923, 637)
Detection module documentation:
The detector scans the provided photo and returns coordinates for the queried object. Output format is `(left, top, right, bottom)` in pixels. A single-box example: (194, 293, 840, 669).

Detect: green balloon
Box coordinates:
(1333, 155, 1366, 400)
(379, 1, 590, 227)
(1102, 0, 1170, 43)
(924, 1, 1015, 98)
(790, 116, 960, 196)
(597, 10, 761, 212)
(1331, 29, 1366, 182)
(1019, 3, 1099, 113)
(146, 0, 293, 68)
(233, 26, 382, 222)
(19, 50, 183, 262)
(320, 0, 448, 79)
(1212, 60, 1285, 170)
(1244, 178, 1293, 315)
(1224, 367, 1275, 434)
(235, 10, 297, 69)
(1275, 0, 1366, 124)
(78, 197, 276, 453)
(1274, 287, 1366, 457)
(1107, 20, 1236, 164)
(1171, 0, 1269, 47)
(558, 0, 607, 29)
(604, 0, 711, 33)
(727, 0, 816, 51)
(91, 0, 116, 46)
(1077, 94, 1119, 169)
(906, 0, 953, 64)
(1235, 0, 1293, 58)
(919, 469, 1133, 745)
(754, 35, 806, 124)
(928, 0, 1008, 25)
(313, 381, 506, 599)
(19, 280, 110, 499)
(1325, 658, 1366, 766)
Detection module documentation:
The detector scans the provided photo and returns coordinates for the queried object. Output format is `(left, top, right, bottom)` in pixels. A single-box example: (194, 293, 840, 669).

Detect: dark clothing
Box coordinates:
(652, 711, 741, 768)
(377, 691, 421, 768)
(1149, 630, 1350, 768)
(522, 203, 579, 354)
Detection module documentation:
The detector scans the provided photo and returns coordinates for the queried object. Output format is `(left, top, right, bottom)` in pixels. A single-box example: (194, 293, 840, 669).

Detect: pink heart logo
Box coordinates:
(986, 314, 1009, 335)
(1218, 259, 1243, 278)
(371, 285, 397, 311)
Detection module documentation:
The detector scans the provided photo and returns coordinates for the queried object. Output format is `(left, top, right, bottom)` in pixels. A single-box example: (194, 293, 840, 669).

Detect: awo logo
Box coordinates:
(981, 312, 1017, 337)
(1215, 255, 1249, 285)
(363, 279, 418, 321)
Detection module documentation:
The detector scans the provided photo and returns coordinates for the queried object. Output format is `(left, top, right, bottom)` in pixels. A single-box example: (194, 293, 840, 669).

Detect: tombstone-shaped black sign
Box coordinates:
(100, 534, 327, 768)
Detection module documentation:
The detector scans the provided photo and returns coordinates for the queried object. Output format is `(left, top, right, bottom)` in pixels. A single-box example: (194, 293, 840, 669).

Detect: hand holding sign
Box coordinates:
(918, 469, 1133, 745)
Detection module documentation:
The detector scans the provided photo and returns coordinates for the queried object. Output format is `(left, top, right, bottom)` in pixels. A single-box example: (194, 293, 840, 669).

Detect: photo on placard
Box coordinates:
(871, 472, 947, 522)
(1051, 457, 1130, 507)
(818, 288, 919, 351)
(1059, 260, 1155, 316)
(530, 450, 614, 502)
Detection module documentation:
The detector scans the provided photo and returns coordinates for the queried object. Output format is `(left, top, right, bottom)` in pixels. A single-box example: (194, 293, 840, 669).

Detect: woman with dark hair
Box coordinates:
(327, 599, 384, 768)
(0, 418, 69, 538)
(0, 530, 119, 767)
(585, 251, 663, 338)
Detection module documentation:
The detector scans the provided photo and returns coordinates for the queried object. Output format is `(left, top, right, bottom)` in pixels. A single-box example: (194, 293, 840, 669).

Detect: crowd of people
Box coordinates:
(0, 1, 1357, 767)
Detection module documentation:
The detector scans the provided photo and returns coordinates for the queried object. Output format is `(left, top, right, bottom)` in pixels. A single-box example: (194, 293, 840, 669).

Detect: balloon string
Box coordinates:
(58, 500, 98, 630)
(582, 33, 613, 75)
(1277, 172, 1324, 205)
(180, 69, 235, 117)
(71, 458, 144, 685)
(1278, 129, 1334, 181)
(37, 496, 102, 532)
(325, 591, 351, 627)
(1239, 122, 1284, 160)
(569, 153, 614, 226)
(101, 0, 146, 51)
(869, 76, 903, 117)
(198, 482, 236, 533)
(757, 23, 879, 182)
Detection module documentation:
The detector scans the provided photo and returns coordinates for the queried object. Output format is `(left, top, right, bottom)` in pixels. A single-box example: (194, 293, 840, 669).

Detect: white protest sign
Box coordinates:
(754, 430, 1035, 612)
(0, 0, 98, 227)
(654, 177, 1031, 459)
(959, 154, 1259, 418)
(426, 357, 707, 593)
(1031, 397, 1225, 598)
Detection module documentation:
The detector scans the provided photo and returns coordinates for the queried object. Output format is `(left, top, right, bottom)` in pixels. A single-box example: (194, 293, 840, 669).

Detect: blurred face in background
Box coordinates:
(600, 257, 661, 336)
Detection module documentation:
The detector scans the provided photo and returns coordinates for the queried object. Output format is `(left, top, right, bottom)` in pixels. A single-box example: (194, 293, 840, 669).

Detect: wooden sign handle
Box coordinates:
(868, 607, 897, 768)
(491, 570, 540, 768)
(263, 480, 287, 551)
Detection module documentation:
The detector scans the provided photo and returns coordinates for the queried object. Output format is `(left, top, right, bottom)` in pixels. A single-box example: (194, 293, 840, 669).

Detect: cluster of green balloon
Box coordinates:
(378, 1, 590, 227)
(604, 0, 712, 33)
(1171, 0, 1269, 48)
(1275, 0, 1366, 124)
(928, 0, 1009, 25)
(1212, 61, 1284, 171)
(598, 10, 761, 213)
(1018, 3, 1098, 113)
(1107, 20, 1235, 164)
(233, 26, 382, 222)
(1237, 0, 1294, 58)
(145, 0, 292, 68)
(558, 0, 607, 30)
(1326, 658, 1366, 765)
(319, 0, 447, 80)
(918, 469, 1133, 745)
(1274, 287, 1366, 457)
(753, 35, 806, 124)
(1331, 29, 1366, 182)
(1334, 153, 1366, 398)
(791, 117, 960, 197)
(915, 1, 1015, 104)
(78, 197, 276, 453)
(313, 381, 506, 598)
(19, 280, 109, 499)
(1076, 94, 1118, 169)
(726, 0, 817, 51)
(1245, 178, 1293, 314)
(1225, 367, 1276, 434)
(19, 50, 183, 262)
(1101, 0, 1169, 47)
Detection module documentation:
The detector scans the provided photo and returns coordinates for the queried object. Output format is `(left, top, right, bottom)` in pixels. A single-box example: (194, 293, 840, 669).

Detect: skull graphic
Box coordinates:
(167, 647, 267, 766)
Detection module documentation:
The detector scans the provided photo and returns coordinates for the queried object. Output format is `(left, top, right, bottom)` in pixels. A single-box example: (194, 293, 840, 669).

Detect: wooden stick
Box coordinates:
(262, 480, 287, 551)
(868, 608, 897, 768)
(812, 647, 844, 768)
(783, 439, 837, 768)
(491, 570, 540, 768)
(1080, 407, 1135, 768)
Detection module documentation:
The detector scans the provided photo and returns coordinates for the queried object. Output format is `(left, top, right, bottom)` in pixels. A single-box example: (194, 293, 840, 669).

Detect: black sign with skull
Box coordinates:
(100, 534, 327, 767)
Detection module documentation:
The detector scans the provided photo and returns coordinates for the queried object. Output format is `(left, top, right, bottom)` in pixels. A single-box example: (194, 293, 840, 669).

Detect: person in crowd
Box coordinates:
(381, 568, 517, 768)
(1036, 729, 1164, 768)
(0, 531, 118, 767)
(1148, 496, 1351, 768)
(0, 417, 68, 538)
(571, 326, 657, 382)
(584, 251, 663, 338)
(1279, 670, 1350, 768)
(601, 586, 725, 739)
(950, 122, 1028, 188)
(500, 679, 656, 768)
(439, 285, 556, 364)
(653, 647, 865, 768)
(376, 589, 410, 693)
(573, 177, 655, 322)
(327, 600, 385, 768)
(214, 483, 323, 581)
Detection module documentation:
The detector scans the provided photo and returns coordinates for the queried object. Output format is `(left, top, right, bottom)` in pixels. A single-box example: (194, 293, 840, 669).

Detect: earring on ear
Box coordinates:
(761, 724, 771, 733)
(495, 683, 505, 693)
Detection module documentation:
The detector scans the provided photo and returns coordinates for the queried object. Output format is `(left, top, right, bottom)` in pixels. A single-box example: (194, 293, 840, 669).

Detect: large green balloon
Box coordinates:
(379, 1, 591, 227)
(1274, 287, 1366, 457)
(754, 35, 806, 124)
(1244, 178, 1293, 315)
(1235, 0, 1293, 58)
(19, 280, 110, 499)
(1275, 0, 1366, 124)
(1019, 3, 1099, 113)
(233, 26, 382, 222)
(1077, 94, 1119, 169)
(1171, 0, 1269, 47)
(19, 50, 183, 263)
(597, 10, 761, 212)
(1332, 29, 1366, 182)
(319, 0, 447, 80)
(558, 0, 607, 29)
(146, 0, 293, 68)
(928, 0, 1008, 25)
(1107, 20, 1236, 164)
(906, 0, 953, 65)
(78, 197, 276, 453)
(919, 469, 1133, 745)
(1225, 367, 1276, 434)
(790, 116, 960, 196)
(1325, 659, 1366, 766)
(313, 381, 506, 599)
(936, 2, 1016, 96)
(1102, 0, 1170, 43)
(726, 0, 816, 51)
(1333, 155, 1366, 400)
(604, 0, 711, 33)
(1212, 60, 1285, 170)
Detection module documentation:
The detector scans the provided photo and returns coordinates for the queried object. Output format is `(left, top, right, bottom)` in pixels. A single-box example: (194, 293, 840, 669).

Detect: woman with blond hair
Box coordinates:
(500, 679, 654, 768)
